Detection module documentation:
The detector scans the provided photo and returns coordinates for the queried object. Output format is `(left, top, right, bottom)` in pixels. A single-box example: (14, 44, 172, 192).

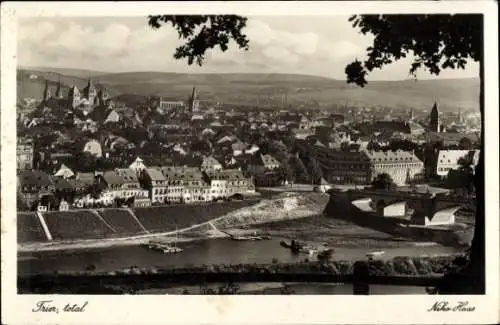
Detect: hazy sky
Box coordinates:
(18, 16, 479, 80)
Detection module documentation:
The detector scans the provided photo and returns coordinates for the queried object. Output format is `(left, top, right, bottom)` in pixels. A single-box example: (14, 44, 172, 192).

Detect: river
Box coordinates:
(19, 236, 460, 294)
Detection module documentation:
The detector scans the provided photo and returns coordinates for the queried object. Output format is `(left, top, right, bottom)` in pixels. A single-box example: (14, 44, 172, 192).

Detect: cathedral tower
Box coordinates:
(189, 85, 200, 113)
(429, 102, 440, 133)
(55, 78, 63, 99)
(83, 78, 98, 105)
(68, 84, 81, 109)
(42, 80, 51, 103)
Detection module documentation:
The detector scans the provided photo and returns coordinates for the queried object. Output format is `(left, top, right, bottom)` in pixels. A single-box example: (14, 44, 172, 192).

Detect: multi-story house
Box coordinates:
(97, 171, 125, 205)
(299, 142, 424, 186)
(203, 169, 255, 200)
(114, 168, 150, 206)
(143, 167, 168, 204)
(17, 137, 34, 171)
(435, 150, 480, 178)
(365, 150, 424, 186)
(200, 156, 223, 172)
(246, 153, 281, 175)
(17, 170, 55, 209)
(161, 166, 210, 204)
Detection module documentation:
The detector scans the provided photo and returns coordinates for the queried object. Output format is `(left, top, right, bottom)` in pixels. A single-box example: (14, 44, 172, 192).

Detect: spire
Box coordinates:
(55, 77, 63, 99)
(43, 79, 51, 102)
(191, 85, 197, 100)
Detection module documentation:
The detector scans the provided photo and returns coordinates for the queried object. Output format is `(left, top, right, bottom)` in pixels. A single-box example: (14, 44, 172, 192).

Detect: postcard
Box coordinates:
(1, 1, 499, 324)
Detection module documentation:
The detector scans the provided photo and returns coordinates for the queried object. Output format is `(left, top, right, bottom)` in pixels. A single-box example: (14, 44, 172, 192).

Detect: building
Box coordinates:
(158, 98, 185, 113)
(97, 171, 125, 205)
(114, 168, 148, 199)
(161, 166, 210, 203)
(429, 102, 440, 133)
(17, 137, 34, 170)
(246, 153, 281, 175)
(83, 139, 103, 158)
(129, 157, 147, 174)
(298, 142, 424, 186)
(67, 78, 104, 109)
(189, 86, 200, 113)
(200, 156, 223, 172)
(17, 170, 55, 209)
(203, 169, 255, 200)
(436, 150, 480, 178)
(143, 167, 168, 204)
(306, 146, 373, 185)
(365, 150, 424, 186)
(53, 163, 74, 179)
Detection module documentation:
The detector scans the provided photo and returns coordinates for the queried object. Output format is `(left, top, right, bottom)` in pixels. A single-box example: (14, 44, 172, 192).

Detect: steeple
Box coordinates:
(55, 77, 63, 99)
(83, 77, 98, 105)
(43, 80, 51, 102)
(68, 81, 81, 109)
(189, 85, 199, 113)
(429, 102, 440, 133)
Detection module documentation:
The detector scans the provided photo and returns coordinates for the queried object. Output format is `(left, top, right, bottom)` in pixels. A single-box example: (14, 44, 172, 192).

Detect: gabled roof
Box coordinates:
(102, 171, 125, 186)
(201, 156, 222, 167)
(145, 167, 166, 182)
(50, 176, 73, 190)
(250, 153, 280, 167)
(115, 168, 139, 183)
(18, 170, 53, 188)
(204, 169, 246, 181)
(364, 149, 422, 164)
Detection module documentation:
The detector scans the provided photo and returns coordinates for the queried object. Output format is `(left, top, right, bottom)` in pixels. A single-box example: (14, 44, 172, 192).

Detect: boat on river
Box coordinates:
(146, 240, 183, 254)
(366, 250, 385, 259)
(280, 240, 318, 254)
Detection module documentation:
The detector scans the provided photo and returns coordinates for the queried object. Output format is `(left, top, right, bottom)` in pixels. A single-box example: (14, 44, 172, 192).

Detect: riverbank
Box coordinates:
(19, 254, 466, 294)
(18, 193, 330, 253)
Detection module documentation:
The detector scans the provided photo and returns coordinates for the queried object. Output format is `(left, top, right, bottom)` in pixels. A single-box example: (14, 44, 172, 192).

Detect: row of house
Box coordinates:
(17, 156, 257, 210)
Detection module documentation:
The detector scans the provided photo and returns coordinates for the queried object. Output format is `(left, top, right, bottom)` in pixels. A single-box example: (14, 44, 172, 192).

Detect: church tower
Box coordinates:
(68, 83, 81, 109)
(189, 85, 200, 113)
(429, 102, 440, 133)
(55, 78, 63, 99)
(98, 87, 109, 106)
(42, 80, 51, 103)
(83, 78, 98, 106)
(409, 107, 414, 121)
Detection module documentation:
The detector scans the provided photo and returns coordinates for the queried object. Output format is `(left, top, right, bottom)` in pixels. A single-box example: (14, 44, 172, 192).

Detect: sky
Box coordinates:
(17, 16, 479, 80)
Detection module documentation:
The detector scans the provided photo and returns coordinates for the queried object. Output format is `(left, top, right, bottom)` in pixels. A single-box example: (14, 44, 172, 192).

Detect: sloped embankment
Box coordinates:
(212, 193, 330, 230)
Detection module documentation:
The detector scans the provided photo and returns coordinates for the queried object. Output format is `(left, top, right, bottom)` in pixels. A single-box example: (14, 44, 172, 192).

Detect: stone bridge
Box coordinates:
(340, 189, 475, 226)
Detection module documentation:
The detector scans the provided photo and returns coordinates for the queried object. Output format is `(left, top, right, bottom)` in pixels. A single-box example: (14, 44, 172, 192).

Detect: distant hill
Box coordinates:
(19, 67, 110, 78)
(17, 68, 480, 112)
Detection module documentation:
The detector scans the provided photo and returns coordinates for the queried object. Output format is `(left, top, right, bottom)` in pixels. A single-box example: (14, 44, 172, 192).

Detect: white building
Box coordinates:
(436, 150, 480, 178)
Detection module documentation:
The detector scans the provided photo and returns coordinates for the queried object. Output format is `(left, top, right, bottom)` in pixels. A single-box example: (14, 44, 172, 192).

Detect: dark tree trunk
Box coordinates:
(467, 18, 485, 293)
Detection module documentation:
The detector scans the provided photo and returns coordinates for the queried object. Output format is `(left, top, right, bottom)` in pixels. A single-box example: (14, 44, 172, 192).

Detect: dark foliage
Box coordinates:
(345, 14, 482, 87)
(148, 15, 249, 66)
(371, 173, 396, 190)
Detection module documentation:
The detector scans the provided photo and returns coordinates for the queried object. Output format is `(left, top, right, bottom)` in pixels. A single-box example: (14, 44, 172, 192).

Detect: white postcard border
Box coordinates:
(1, 1, 499, 324)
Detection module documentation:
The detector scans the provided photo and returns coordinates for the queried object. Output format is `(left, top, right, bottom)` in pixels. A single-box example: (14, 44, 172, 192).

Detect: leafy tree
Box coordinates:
(308, 157, 323, 184)
(458, 137, 474, 150)
(371, 173, 397, 190)
(148, 15, 249, 66)
(345, 14, 484, 293)
(290, 155, 310, 183)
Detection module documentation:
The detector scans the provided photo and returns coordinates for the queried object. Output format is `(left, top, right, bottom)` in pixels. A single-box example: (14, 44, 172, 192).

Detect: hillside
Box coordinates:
(17, 67, 480, 112)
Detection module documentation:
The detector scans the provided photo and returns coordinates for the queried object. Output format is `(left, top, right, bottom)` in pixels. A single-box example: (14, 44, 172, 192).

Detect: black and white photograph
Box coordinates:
(1, 1, 499, 324)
